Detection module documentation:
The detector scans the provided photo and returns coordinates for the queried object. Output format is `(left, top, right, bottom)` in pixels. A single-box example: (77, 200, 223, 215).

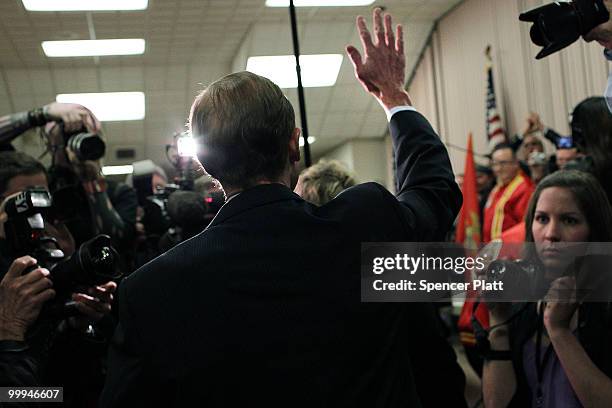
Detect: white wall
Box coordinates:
(323, 138, 389, 187)
(408, 0, 610, 174)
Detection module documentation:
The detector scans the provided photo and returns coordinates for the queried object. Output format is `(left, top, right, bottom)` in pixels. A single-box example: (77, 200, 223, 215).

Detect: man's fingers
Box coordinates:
(18, 267, 49, 285)
(346, 45, 363, 69)
(73, 293, 111, 315)
(80, 109, 101, 133)
(22, 275, 53, 297)
(99, 281, 118, 293)
(384, 13, 394, 47)
(29, 288, 56, 308)
(87, 285, 115, 304)
(395, 24, 404, 55)
(357, 16, 374, 51)
(373, 8, 385, 45)
(73, 301, 104, 321)
(5, 256, 37, 279)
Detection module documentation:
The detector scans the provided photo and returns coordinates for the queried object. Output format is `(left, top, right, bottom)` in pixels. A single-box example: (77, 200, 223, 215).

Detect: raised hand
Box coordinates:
(346, 8, 412, 109)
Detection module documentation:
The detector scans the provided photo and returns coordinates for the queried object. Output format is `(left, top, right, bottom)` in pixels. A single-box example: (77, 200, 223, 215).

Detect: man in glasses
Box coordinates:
(483, 143, 534, 242)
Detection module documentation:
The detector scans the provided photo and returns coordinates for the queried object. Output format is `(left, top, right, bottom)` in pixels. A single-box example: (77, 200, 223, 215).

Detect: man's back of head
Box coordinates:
(189, 71, 298, 191)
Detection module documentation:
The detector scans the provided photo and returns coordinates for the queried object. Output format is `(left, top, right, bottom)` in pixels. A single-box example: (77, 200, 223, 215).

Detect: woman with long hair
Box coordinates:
(483, 170, 612, 407)
(570, 97, 612, 202)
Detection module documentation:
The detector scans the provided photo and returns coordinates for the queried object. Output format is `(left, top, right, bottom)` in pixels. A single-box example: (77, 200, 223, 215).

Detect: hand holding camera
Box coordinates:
(1, 189, 122, 323)
(0, 256, 56, 341)
(44, 102, 100, 134)
(543, 276, 579, 336)
(68, 281, 117, 331)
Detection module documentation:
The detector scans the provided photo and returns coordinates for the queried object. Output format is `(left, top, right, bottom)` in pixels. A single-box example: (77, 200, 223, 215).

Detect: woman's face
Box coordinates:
(532, 187, 590, 273)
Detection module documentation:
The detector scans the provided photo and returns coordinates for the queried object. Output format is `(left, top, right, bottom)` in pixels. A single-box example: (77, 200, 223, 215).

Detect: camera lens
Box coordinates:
(67, 132, 106, 161)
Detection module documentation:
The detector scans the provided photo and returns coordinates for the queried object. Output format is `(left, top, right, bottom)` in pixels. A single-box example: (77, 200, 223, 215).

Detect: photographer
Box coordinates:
(0, 102, 99, 149)
(582, 0, 612, 111)
(44, 122, 138, 268)
(567, 97, 612, 203)
(482, 171, 612, 407)
(0, 151, 117, 405)
(556, 147, 579, 170)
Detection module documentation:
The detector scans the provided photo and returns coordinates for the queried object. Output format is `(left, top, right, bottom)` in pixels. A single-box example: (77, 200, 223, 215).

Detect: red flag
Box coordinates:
(456, 133, 488, 347)
(455, 133, 481, 249)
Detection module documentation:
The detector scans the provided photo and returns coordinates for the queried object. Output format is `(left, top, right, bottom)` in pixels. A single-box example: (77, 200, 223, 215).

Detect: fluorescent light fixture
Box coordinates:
(299, 136, 316, 147)
(102, 165, 134, 176)
(42, 39, 145, 57)
(56, 92, 145, 121)
(23, 0, 148, 11)
(266, 0, 374, 6)
(246, 54, 343, 88)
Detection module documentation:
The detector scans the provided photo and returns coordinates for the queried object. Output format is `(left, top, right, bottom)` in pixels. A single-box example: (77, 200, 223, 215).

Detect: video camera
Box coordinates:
(520, 0, 609, 59)
(3, 188, 122, 318)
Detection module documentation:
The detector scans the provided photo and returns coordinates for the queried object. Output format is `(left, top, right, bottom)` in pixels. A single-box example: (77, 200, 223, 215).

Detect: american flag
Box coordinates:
(485, 46, 506, 151)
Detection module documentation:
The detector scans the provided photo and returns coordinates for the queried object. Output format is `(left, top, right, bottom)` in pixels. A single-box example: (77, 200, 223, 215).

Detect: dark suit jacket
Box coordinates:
(99, 110, 465, 408)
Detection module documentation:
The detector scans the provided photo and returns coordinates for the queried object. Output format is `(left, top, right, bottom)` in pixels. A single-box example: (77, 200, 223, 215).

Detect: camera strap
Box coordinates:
(534, 301, 554, 408)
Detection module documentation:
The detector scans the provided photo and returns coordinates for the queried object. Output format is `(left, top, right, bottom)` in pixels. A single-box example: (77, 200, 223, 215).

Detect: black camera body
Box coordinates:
(141, 184, 181, 236)
(3, 188, 122, 317)
(484, 259, 546, 302)
(520, 0, 610, 59)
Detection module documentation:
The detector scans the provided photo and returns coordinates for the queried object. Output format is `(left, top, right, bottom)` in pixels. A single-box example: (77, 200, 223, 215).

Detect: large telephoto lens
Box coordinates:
(67, 132, 106, 161)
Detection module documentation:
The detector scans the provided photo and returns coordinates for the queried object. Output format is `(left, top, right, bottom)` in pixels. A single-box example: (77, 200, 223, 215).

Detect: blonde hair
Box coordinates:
(297, 160, 357, 206)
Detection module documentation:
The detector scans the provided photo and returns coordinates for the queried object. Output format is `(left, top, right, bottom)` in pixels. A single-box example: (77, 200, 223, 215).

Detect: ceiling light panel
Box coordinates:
(56, 92, 145, 121)
(102, 165, 134, 175)
(23, 0, 148, 11)
(266, 0, 374, 6)
(246, 54, 343, 88)
(42, 39, 145, 57)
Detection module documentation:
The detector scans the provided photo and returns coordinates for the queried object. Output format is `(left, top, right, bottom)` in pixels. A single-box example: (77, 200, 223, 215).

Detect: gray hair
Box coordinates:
(296, 159, 357, 206)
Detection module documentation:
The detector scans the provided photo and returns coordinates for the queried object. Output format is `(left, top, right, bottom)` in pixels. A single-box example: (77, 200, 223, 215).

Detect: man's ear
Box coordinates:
(289, 128, 301, 163)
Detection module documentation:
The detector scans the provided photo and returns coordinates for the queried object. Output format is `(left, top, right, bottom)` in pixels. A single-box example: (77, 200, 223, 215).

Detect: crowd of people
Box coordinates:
(0, 4, 611, 408)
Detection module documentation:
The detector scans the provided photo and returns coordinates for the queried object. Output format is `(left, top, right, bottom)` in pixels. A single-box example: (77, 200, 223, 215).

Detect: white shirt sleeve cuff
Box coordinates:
(386, 105, 417, 122)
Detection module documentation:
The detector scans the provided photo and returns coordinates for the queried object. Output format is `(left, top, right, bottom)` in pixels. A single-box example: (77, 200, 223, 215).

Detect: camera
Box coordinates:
(3, 188, 122, 317)
(520, 0, 609, 59)
(62, 126, 106, 162)
(527, 151, 548, 166)
(484, 259, 545, 302)
(141, 183, 181, 236)
(542, 128, 576, 150)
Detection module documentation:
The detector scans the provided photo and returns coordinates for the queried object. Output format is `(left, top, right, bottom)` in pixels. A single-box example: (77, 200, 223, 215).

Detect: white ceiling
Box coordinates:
(0, 0, 462, 169)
